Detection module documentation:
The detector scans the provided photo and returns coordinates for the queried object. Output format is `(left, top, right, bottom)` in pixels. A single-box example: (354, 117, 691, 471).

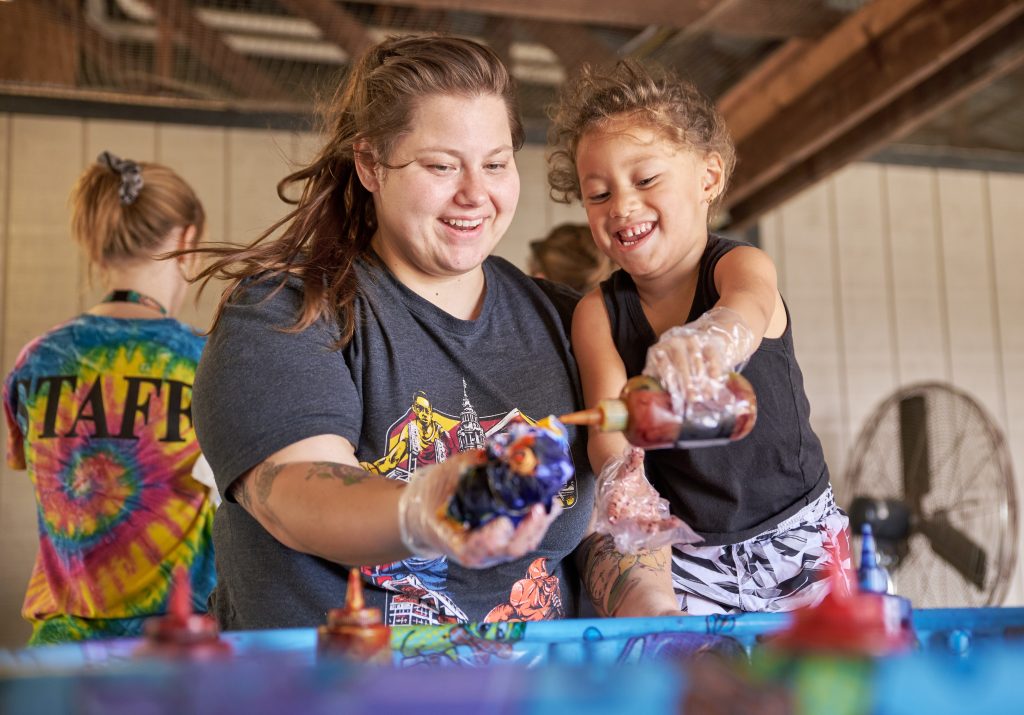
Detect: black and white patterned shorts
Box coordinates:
(671, 487, 851, 614)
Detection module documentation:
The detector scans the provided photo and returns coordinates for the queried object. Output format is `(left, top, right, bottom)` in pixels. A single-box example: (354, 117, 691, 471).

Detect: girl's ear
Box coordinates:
(353, 140, 381, 192)
(701, 151, 725, 204)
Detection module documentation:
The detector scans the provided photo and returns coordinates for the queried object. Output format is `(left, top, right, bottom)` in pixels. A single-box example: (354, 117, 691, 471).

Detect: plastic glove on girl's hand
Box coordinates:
(595, 447, 701, 554)
(643, 306, 756, 414)
(397, 450, 563, 569)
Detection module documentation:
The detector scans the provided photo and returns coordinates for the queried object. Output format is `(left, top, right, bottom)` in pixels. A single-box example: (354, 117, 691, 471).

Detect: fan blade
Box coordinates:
(899, 394, 930, 508)
(919, 517, 988, 589)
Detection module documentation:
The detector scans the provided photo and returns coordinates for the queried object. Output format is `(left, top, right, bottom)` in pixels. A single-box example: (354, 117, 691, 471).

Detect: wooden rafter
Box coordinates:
(274, 0, 376, 59)
(519, 20, 615, 74)
(718, 0, 932, 144)
(700, 0, 846, 40)
(356, 0, 717, 29)
(724, 0, 1024, 215)
(726, 14, 1024, 229)
(150, 0, 291, 101)
(37, 0, 128, 85)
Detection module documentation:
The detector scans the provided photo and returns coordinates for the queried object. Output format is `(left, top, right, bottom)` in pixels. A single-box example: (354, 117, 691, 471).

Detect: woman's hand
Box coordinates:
(397, 450, 563, 568)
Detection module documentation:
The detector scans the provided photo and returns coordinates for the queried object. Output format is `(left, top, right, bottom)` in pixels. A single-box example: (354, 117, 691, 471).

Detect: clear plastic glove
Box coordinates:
(643, 306, 756, 415)
(397, 450, 563, 568)
(594, 447, 702, 553)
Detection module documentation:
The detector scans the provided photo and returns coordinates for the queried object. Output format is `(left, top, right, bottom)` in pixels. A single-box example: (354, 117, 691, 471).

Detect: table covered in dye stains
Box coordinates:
(3, 609, 1024, 714)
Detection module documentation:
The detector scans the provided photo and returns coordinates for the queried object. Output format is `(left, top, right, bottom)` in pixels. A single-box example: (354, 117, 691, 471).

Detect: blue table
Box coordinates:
(3, 608, 1024, 714)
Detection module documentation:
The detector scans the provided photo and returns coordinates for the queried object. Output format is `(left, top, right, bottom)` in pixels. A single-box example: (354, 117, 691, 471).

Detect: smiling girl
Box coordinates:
(549, 60, 849, 615)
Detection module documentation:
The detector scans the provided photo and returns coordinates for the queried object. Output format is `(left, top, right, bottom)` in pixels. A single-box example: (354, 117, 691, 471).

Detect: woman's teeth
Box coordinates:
(442, 218, 483, 229)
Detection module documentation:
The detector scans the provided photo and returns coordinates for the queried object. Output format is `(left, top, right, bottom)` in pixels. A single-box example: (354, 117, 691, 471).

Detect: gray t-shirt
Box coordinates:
(192, 255, 594, 629)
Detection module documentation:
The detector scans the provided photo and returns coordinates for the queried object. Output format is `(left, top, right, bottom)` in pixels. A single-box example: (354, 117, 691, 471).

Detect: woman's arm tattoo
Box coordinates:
(305, 461, 373, 486)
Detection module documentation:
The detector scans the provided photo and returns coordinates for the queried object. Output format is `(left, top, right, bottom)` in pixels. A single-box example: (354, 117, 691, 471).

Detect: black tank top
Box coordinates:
(599, 234, 830, 545)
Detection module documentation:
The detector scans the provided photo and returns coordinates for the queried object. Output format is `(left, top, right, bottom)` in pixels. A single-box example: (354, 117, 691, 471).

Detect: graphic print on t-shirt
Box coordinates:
(483, 557, 563, 622)
(358, 379, 577, 625)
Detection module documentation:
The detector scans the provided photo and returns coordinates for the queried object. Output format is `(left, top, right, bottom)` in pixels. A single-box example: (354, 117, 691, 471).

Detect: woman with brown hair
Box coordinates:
(3, 153, 215, 644)
(190, 35, 679, 630)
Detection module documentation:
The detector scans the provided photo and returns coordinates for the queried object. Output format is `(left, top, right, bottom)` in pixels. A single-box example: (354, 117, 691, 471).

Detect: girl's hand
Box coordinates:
(643, 306, 755, 412)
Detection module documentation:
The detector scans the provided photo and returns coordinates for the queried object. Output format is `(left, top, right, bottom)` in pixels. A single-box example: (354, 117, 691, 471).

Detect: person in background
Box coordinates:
(3, 152, 216, 644)
(528, 223, 615, 294)
(548, 59, 849, 615)
(189, 35, 678, 630)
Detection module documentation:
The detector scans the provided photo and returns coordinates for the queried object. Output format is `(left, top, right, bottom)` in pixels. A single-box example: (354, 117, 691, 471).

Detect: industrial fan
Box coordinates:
(840, 382, 1018, 608)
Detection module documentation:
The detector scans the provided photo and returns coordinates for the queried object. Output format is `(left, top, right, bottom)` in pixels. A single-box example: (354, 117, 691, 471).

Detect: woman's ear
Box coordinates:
(178, 224, 198, 252)
(353, 140, 381, 192)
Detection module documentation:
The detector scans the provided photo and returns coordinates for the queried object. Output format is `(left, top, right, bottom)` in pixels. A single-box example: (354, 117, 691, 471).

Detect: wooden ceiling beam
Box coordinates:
(519, 20, 616, 74)
(274, 0, 376, 59)
(150, 0, 291, 101)
(356, 0, 717, 29)
(35, 0, 128, 85)
(725, 0, 1024, 210)
(718, 0, 932, 143)
(725, 15, 1024, 230)
(700, 0, 846, 40)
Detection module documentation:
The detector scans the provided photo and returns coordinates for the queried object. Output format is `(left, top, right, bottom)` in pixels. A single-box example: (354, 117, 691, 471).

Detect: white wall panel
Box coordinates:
(989, 172, 1024, 605)
(157, 124, 228, 333)
(832, 164, 897, 482)
(885, 166, 948, 384)
(1, 115, 84, 648)
(226, 128, 295, 246)
(936, 170, 1003, 420)
(777, 180, 847, 475)
(497, 144, 546, 270)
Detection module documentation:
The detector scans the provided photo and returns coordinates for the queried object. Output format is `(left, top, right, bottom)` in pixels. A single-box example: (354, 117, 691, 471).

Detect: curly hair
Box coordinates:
(547, 59, 735, 220)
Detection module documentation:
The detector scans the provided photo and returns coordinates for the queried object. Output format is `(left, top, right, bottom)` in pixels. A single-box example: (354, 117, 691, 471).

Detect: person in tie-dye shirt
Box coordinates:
(3, 152, 215, 645)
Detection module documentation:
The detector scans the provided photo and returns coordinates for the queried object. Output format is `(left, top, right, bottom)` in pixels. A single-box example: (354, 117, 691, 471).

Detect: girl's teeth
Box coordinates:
(619, 222, 652, 240)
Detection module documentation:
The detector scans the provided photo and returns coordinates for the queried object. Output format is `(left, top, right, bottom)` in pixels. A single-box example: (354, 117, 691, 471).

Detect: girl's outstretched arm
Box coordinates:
(571, 289, 680, 617)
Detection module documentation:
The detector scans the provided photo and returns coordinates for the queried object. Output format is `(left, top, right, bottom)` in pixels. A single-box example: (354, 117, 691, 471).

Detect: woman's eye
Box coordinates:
(428, 164, 456, 174)
(485, 162, 507, 172)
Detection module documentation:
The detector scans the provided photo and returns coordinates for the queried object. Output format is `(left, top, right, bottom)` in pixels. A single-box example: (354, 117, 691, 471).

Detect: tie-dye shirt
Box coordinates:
(3, 314, 215, 641)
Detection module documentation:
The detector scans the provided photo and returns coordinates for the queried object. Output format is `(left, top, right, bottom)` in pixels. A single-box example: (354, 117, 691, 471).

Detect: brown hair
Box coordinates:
(529, 223, 614, 294)
(547, 59, 735, 220)
(71, 159, 205, 267)
(194, 34, 524, 346)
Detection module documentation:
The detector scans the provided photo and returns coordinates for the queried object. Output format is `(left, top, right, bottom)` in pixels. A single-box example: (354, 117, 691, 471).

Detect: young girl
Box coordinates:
(548, 60, 849, 614)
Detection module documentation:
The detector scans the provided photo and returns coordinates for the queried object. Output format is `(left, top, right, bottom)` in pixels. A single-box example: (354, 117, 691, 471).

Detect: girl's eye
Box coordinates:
(585, 192, 610, 203)
(637, 175, 657, 187)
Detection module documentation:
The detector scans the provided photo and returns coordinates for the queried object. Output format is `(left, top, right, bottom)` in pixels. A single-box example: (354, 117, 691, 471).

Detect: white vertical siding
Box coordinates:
(1, 113, 1023, 647)
(762, 162, 1024, 607)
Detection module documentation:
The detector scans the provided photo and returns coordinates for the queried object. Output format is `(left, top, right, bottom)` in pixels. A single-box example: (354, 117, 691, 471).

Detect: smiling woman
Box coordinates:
(179, 35, 678, 632)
